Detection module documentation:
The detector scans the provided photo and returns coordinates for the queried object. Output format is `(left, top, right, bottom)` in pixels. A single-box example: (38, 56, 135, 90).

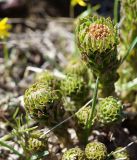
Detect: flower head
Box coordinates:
(76, 16, 118, 54)
(0, 18, 11, 39)
(71, 0, 87, 7)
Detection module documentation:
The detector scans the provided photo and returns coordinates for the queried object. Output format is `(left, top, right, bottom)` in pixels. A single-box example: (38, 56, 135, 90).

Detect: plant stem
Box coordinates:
(84, 77, 99, 144)
(69, 5, 74, 18)
(3, 42, 9, 63)
(114, 0, 119, 24)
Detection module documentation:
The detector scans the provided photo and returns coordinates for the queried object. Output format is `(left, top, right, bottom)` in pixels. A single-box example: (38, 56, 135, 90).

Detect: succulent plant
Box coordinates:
(24, 81, 64, 124)
(62, 147, 86, 160)
(97, 96, 123, 125)
(112, 147, 130, 160)
(85, 141, 107, 160)
(76, 15, 119, 96)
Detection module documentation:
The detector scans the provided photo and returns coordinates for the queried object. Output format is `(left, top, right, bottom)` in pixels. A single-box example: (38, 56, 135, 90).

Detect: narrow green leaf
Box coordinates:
(114, 0, 119, 24)
(84, 77, 99, 143)
(88, 77, 99, 129)
(0, 140, 23, 157)
(13, 107, 19, 119)
(121, 37, 137, 65)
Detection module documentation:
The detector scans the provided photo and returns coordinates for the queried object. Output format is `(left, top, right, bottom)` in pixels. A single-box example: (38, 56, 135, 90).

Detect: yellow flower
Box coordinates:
(0, 18, 11, 39)
(71, 0, 87, 7)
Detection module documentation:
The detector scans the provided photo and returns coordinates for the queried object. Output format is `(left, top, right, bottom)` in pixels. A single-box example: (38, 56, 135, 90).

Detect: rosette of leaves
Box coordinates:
(85, 141, 107, 160)
(24, 81, 64, 125)
(76, 15, 119, 96)
(60, 73, 89, 111)
(120, 0, 137, 70)
(97, 96, 123, 126)
(112, 147, 130, 160)
(62, 147, 86, 160)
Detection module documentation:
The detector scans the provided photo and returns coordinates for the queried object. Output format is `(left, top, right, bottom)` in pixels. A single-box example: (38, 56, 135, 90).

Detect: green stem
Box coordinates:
(3, 42, 9, 63)
(114, 0, 119, 24)
(69, 5, 74, 18)
(84, 77, 99, 144)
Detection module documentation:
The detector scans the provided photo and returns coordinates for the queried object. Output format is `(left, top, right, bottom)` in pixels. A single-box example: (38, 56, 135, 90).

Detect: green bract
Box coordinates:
(97, 96, 123, 125)
(62, 147, 85, 160)
(112, 147, 130, 160)
(24, 81, 64, 124)
(76, 15, 119, 96)
(85, 141, 107, 160)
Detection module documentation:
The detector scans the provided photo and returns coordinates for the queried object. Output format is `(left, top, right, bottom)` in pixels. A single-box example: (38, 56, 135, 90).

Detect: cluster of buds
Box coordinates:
(62, 143, 130, 160)
(62, 141, 107, 160)
(75, 96, 123, 128)
(76, 16, 119, 96)
(61, 59, 90, 111)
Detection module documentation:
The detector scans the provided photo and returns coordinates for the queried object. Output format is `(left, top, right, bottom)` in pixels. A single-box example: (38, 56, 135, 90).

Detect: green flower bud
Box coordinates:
(61, 74, 89, 109)
(27, 131, 47, 153)
(76, 16, 117, 53)
(75, 106, 96, 128)
(85, 141, 107, 160)
(28, 138, 46, 152)
(65, 58, 88, 78)
(97, 96, 123, 125)
(35, 71, 56, 84)
(61, 74, 84, 99)
(76, 16, 119, 96)
(62, 147, 86, 160)
(24, 81, 64, 124)
(112, 147, 130, 160)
